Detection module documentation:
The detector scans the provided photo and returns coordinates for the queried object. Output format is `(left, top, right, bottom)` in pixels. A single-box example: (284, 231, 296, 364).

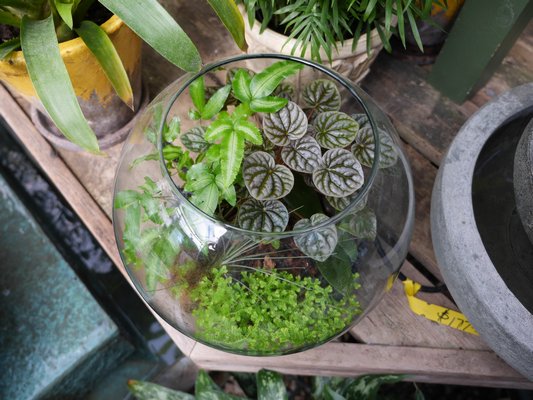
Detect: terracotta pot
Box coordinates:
(240, 6, 383, 83)
(0, 15, 145, 150)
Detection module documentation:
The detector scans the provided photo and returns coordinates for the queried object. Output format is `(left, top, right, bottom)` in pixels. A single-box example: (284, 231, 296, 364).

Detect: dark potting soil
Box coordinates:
(0, 24, 19, 43)
(472, 108, 533, 315)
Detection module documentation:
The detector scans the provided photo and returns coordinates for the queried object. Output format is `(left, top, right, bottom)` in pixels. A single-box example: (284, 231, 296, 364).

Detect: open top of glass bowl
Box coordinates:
(113, 54, 415, 356)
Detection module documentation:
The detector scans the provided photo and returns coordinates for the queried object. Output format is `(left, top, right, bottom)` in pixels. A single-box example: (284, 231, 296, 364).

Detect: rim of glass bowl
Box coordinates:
(158, 53, 381, 237)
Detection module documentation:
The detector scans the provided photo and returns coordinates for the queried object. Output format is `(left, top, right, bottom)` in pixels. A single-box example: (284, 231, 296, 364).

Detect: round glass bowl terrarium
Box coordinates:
(113, 54, 414, 356)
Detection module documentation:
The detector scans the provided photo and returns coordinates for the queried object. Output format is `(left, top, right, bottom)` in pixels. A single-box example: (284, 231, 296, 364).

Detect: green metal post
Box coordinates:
(428, 0, 533, 103)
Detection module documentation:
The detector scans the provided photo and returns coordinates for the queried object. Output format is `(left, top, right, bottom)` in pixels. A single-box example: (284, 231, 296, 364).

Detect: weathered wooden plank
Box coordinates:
(361, 54, 467, 165)
(350, 261, 488, 350)
(190, 341, 533, 389)
(405, 143, 440, 280)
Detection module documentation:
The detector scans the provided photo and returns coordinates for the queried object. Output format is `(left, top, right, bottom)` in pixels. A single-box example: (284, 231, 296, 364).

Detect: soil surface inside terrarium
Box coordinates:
(472, 108, 533, 314)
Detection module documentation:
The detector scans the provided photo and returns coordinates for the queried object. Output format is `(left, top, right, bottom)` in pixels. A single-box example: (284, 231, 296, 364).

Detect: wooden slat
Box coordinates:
(361, 54, 468, 165)
(405, 144, 440, 280)
(350, 261, 488, 350)
(190, 342, 533, 389)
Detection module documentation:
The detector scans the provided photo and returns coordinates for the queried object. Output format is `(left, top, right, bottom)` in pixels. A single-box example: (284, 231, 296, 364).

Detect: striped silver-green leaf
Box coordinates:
(312, 148, 364, 197)
(238, 199, 289, 233)
(181, 126, 208, 152)
(339, 208, 377, 240)
(243, 151, 294, 200)
(302, 79, 341, 112)
(326, 192, 367, 213)
(281, 135, 322, 174)
(263, 101, 307, 146)
(313, 111, 359, 149)
(273, 82, 295, 100)
(294, 213, 337, 262)
(352, 132, 397, 170)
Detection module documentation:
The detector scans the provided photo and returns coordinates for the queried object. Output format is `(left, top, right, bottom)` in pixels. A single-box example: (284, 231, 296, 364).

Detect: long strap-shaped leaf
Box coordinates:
(21, 14, 100, 153)
(0, 38, 21, 59)
(206, 0, 247, 51)
(98, 0, 201, 72)
(76, 20, 134, 109)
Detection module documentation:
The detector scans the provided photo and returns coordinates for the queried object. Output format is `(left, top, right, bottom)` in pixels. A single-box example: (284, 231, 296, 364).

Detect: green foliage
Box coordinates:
(240, 0, 442, 62)
(0, 0, 244, 152)
(190, 266, 362, 352)
(313, 374, 406, 400)
(257, 370, 288, 400)
(128, 379, 195, 400)
(129, 370, 419, 400)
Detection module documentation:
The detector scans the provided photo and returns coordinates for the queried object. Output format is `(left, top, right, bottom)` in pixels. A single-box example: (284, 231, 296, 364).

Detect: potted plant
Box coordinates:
(238, 0, 442, 82)
(113, 54, 414, 355)
(0, 0, 246, 153)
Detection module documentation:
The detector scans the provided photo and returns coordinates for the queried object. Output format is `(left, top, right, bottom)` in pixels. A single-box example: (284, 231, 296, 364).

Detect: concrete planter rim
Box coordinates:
(431, 82, 533, 380)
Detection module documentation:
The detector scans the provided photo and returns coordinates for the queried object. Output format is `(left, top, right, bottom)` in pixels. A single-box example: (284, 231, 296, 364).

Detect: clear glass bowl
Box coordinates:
(113, 54, 414, 356)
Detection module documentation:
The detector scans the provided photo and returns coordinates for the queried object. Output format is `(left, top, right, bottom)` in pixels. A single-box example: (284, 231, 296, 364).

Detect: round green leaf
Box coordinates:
(263, 101, 307, 146)
(294, 213, 338, 262)
(351, 113, 398, 168)
(313, 111, 359, 149)
(243, 151, 294, 200)
(181, 126, 208, 152)
(281, 135, 322, 173)
(238, 198, 289, 232)
(303, 79, 341, 112)
(312, 148, 364, 197)
(326, 192, 367, 213)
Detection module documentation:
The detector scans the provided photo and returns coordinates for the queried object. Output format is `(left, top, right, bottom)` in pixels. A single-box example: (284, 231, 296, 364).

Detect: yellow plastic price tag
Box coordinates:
(402, 278, 479, 335)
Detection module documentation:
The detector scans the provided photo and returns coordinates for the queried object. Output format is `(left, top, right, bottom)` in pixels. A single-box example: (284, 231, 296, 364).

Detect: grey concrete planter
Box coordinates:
(431, 83, 533, 381)
(514, 118, 533, 244)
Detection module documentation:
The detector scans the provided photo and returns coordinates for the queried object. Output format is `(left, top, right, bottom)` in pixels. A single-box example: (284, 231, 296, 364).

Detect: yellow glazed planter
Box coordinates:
(0, 15, 145, 150)
(239, 6, 383, 83)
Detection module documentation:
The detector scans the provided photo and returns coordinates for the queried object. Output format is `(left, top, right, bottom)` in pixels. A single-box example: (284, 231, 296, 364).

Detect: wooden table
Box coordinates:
(2, 2, 532, 389)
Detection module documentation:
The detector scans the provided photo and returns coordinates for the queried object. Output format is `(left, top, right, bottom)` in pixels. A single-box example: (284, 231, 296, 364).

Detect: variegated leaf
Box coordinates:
(281, 135, 322, 174)
(312, 148, 364, 197)
(351, 113, 398, 168)
(294, 213, 338, 262)
(181, 126, 208, 152)
(326, 191, 367, 213)
(263, 101, 307, 146)
(238, 198, 289, 232)
(303, 79, 341, 112)
(339, 208, 377, 240)
(313, 111, 359, 149)
(243, 151, 294, 200)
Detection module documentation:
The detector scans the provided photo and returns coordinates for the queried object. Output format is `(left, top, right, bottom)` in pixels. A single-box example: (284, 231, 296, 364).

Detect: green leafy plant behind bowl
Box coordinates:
(240, 0, 445, 62)
(0, 0, 246, 153)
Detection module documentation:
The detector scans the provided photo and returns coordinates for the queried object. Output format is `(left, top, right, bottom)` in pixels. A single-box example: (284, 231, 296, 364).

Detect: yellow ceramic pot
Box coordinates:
(0, 15, 144, 149)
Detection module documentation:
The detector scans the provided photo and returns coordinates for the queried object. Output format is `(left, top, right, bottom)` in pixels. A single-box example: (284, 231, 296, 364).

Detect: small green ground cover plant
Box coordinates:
(128, 369, 422, 400)
(116, 59, 398, 353)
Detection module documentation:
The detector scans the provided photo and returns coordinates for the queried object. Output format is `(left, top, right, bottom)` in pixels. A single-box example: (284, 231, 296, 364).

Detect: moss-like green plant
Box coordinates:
(189, 266, 362, 352)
